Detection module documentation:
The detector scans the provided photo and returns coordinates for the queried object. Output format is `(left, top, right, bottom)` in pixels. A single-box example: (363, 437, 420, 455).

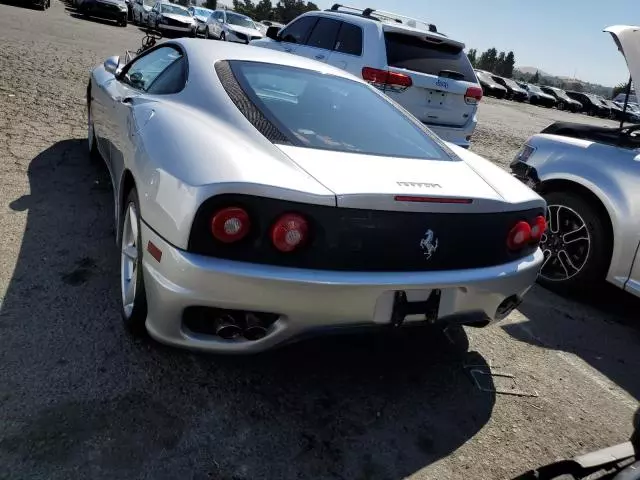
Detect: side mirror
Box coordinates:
(266, 26, 280, 41)
(217, 17, 223, 22)
(104, 55, 120, 75)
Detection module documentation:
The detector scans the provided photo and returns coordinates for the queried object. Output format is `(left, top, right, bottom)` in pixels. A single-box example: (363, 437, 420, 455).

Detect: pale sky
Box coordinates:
(315, 0, 634, 87)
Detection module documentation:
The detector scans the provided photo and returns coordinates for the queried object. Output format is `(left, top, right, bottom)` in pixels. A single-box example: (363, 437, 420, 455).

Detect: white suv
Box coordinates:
(250, 5, 482, 148)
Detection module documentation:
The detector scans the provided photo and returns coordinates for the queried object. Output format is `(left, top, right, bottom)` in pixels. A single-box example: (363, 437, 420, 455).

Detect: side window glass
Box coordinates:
(122, 47, 182, 92)
(147, 57, 187, 95)
(280, 16, 317, 44)
(305, 18, 341, 50)
(335, 22, 362, 55)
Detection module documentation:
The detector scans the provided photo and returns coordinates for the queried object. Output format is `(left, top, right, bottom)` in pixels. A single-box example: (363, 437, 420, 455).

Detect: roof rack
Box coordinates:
(328, 4, 438, 33)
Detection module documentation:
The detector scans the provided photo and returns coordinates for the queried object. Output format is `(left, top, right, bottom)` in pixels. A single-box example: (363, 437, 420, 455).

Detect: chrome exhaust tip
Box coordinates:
(243, 313, 268, 341)
(214, 314, 242, 340)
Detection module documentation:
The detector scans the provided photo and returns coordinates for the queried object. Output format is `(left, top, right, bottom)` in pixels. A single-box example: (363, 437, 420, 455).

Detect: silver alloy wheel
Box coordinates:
(121, 202, 140, 319)
(539, 204, 591, 282)
(87, 102, 95, 152)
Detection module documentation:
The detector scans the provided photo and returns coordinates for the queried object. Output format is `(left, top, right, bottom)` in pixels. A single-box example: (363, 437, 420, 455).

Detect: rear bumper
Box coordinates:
(140, 221, 543, 354)
(426, 116, 477, 148)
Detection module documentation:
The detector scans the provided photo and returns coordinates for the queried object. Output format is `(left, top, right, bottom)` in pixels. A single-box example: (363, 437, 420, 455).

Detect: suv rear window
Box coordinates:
(384, 32, 476, 82)
(227, 61, 451, 160)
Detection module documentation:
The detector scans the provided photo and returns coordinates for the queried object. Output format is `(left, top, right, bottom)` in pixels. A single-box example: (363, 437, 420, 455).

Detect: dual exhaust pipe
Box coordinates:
(214, 312, 268, 341)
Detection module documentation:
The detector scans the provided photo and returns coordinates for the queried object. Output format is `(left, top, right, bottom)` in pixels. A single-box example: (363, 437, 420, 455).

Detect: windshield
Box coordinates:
(192, 7, 211, 16)
(528, 85, 543, 94)
(228, 61, 450, 160)
(475, 71, 493, 83)
(226, 12, 255, 28)
(161, 4, 189, 15)
(503, 78, 520, 89)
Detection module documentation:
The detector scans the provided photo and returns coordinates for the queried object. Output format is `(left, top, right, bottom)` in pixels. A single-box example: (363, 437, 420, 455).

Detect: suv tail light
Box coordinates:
(465, 86, 483, 105)
(270, 213, 309, 252)
(530, 215, 547, 243)
(362, 67, 412, 92)
(506, 221, 531, 251)
(211, 207, 251, 243)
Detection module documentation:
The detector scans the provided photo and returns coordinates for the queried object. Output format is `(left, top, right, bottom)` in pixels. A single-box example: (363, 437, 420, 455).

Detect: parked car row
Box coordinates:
(475, 68, 633, 120)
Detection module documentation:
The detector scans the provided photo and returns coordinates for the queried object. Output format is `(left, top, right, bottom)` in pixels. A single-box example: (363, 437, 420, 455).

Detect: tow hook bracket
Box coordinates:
(390, 290, 441, 327)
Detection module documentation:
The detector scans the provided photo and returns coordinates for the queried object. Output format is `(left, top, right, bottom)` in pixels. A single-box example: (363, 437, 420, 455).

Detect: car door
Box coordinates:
(269, 15, 318, 54)
(148, 2, 159, 26)
(296, 17, 341, 63)
(209, 11, 224, 37)
(326, 21, 363, 76)
(101, 46, 185, 186)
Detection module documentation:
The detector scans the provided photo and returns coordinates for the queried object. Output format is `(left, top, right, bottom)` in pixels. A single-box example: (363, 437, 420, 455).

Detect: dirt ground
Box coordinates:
(0, 2, 638, 479)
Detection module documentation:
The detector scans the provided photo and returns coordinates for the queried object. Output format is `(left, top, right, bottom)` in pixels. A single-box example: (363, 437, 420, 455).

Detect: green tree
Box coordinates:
(204, 0, 217, 8)
(233, 0, 256, 17)
(305, 1, 318, 11)
(476, 47, 498, 72)
(466, 48, 477, 67)
(253, 0, 273, 20)
(503, 51, 515, 78)
(531, 70, 540, 84)
(495, 51, 506, 75)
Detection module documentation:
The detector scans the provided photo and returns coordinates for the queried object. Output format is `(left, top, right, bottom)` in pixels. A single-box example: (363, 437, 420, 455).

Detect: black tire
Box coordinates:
(205, 26, 210, 38)
(558, 102, 565, 111)
(537, 190, 612, 295)
(220, 31, 225, 41)
(120, 188, 148, 335)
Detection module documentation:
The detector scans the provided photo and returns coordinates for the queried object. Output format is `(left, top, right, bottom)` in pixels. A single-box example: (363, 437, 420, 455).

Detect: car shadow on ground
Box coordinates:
(503, 284, 640, 401)
(0, 0, 41, 8)
(69, 11, 123, 27)
(0, 139, 496, 479)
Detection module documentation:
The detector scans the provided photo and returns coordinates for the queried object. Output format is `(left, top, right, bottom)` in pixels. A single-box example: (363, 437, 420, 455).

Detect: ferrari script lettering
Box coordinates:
(397, 181, 442, 188)
(420, 230, 439, 260)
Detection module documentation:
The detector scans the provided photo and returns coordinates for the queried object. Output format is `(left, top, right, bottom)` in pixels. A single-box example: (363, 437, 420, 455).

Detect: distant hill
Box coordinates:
(513, 66, 613, 98)
(517, 66, 554, 78)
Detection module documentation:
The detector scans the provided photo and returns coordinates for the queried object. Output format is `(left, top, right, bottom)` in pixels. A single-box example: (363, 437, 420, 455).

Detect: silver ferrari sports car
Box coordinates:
(511, 25, 640, 299)
(87, 38, 546, 354)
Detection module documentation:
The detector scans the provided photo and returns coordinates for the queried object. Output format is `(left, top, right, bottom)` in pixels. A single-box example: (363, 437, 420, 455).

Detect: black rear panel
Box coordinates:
(188, 195, 543, 272)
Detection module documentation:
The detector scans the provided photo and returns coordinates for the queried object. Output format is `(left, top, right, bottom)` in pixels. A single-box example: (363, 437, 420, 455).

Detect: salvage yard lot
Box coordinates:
(0, 2, 638, 480)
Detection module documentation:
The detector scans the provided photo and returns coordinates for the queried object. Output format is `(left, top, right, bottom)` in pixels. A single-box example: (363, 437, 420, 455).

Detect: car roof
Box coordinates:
(172, 38, 362, 83)
(302, 10, 459, 45)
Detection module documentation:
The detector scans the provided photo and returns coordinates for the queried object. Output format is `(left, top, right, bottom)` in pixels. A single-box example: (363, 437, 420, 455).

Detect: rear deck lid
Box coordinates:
(276, 145, 513, 213)
(382, 28, 478, 127)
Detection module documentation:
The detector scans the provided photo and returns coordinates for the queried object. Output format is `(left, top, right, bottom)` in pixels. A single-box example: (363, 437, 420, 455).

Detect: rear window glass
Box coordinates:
(335, 22, 363, 56)
(229, 61, 450, 160)
(306, 18, 341, 50)
(280, 16, 317, 44)
(384, 32, 475, 82)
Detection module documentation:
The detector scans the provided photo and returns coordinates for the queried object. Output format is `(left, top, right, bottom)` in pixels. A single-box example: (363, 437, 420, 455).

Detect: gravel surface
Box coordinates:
(0, 2, 638, 479)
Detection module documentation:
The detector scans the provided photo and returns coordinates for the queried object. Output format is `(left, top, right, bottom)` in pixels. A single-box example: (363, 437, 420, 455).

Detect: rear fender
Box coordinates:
(525, 135, 637, 288)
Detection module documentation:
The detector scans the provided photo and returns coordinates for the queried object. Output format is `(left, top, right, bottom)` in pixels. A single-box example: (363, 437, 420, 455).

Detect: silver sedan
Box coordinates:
(511, 25, 640, 299)
(87, 39, 545, 354)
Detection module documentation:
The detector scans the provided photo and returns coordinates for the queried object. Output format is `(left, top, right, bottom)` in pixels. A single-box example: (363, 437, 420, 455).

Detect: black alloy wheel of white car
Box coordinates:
(538, 191, 611, 294)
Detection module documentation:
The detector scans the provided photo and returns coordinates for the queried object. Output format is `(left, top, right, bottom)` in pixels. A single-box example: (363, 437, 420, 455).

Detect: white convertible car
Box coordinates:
(87, 39, 546, 354)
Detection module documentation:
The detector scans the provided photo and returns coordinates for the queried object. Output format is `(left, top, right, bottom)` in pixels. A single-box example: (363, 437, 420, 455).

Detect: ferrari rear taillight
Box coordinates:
(530, 215, 547, 243)
(211, 207, 250, 243)
(362, 67, 412, 92)
(270, 213, 309, 252)
(465, 86, 483, 105)
(506, 221, 532, 251)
